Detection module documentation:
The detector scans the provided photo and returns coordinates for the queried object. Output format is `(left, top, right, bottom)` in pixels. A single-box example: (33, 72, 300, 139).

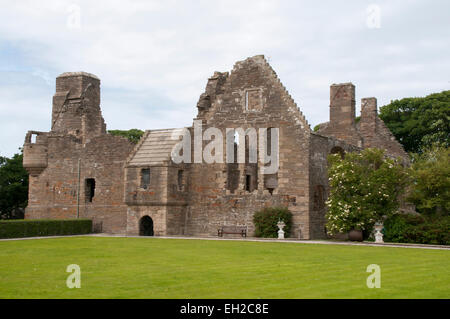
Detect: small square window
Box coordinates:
(244, 89, 262, 111)
(141, 169, 150, 189)
(178, 170, 184, 191)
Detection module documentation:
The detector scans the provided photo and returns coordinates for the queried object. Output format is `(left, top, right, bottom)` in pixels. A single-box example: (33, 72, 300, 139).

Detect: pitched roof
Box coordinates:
(127, 128, 186, 166)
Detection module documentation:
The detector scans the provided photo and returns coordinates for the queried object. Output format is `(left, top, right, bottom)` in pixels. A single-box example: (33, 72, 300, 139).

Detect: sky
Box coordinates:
(0, 0, 449, 157)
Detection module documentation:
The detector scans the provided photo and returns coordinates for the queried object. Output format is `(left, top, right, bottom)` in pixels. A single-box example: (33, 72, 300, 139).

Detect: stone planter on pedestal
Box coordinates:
(374, 223, 384, 243)
(348, 229, 363, 242)
(277, 220, 286, 239)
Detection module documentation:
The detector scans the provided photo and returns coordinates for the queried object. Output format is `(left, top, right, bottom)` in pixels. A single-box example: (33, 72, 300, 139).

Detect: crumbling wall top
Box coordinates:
(57, 72, 100, 80)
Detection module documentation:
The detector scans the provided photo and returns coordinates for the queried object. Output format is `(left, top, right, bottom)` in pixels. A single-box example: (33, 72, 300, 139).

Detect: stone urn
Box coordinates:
(348, 229, 363, 242)
(277, 219, 286, 239)
(374, 223, 384, 243)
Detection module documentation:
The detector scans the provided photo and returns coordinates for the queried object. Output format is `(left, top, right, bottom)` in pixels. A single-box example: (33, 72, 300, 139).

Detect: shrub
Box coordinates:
(253, 207, 292, 238)
(383, 214, 450, 245)
(326, 148, 409, 237)
(108, 129, 144, 144)
(408, 145, 450, 215)
(0, 152, 28, 220)
(0, 219, 92, 239)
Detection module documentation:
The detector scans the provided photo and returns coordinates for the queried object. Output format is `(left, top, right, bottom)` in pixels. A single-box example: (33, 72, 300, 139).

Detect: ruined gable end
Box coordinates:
(196, 55, 310, 132)
(359, 97, 378, 138)
(358, 97, 408, 160)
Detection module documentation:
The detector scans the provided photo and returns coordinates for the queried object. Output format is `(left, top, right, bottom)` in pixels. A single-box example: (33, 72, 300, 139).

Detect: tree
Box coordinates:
(108, 129, 144, 144)
(379, 90, 450, 153)
(0, 152, 29, 219)
(325, 148, 409, 236)
(408, 144, 450, 215)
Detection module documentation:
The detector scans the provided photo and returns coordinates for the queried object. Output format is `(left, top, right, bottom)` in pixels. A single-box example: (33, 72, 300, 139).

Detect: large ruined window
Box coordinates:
(313, 185, 325, 211)
(141, 168, 150, 189)
(245, 135, 249, 163)
(245, 173, 258, 193)
(264, 174, 278, 194)
(227, 164, 239, 193)
(85, 178, 95, 203)
(177, 170, 184, 191)
(245, 175, 251, 192)
(226, 133, 239, 193)
(266, 127, 274, 156)
(263, 128, 277, 194)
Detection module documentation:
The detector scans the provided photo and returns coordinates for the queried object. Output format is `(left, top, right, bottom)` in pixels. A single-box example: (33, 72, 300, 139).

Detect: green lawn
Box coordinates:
(0, 237, 448, 298)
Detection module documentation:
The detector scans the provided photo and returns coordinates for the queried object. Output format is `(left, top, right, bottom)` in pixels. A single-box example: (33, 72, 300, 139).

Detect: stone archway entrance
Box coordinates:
(139, 216, 154, 236)
(330, 146, 345, 159)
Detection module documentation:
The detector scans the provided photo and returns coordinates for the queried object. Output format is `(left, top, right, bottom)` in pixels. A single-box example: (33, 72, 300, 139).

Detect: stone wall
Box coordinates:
(309, 133, 361, 238)
(185, 55, 313, 238)
(23, 56, 410, 239)
(317, 83, 363, 147)
(317, 85, 408, 161)
(124, 164, 189, 236)
(24, 72, 134, 234)
(358, 97, 408, 160)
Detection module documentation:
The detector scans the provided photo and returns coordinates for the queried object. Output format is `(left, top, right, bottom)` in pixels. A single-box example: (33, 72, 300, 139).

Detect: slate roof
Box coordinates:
(127, 128, 187, 166)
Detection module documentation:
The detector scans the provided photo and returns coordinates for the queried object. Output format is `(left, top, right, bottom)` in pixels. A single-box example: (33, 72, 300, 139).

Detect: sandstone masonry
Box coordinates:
(23, 55, 409, 239)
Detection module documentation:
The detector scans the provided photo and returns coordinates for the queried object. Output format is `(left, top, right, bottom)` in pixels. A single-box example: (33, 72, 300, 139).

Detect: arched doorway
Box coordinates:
(330, 146, 345, 159)
(313, 185, 326, 211)
(139, 216, 154, 236)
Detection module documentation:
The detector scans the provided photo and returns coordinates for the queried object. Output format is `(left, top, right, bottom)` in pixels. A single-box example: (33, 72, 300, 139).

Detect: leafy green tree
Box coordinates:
(408, 145, 450, 215)
(108, 129, 144, 144)
(325, 148, 409, 236)
(0, 152, 29, 219)
(379, 90, 450, 153)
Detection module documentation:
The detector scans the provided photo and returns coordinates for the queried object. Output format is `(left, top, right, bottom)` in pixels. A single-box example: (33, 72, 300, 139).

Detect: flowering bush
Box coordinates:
(325, 148, 409, 236)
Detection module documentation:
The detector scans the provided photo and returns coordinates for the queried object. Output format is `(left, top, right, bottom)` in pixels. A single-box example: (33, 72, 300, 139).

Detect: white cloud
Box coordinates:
(0, 0, 449, 157)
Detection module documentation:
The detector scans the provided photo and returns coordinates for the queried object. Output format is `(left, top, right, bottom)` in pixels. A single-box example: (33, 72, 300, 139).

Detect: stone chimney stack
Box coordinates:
(316, 82, 362, 147)
(330, 82, 356, 128)
(51, 72, 106, 143)
(360, 97, 377, 137)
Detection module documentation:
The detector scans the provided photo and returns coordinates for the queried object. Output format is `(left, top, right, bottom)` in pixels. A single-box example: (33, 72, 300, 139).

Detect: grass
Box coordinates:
(0, 236, 449, 299)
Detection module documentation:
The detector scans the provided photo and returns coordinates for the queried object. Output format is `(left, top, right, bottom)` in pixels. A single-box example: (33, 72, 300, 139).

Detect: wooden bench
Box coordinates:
(218, 226, 247, 238)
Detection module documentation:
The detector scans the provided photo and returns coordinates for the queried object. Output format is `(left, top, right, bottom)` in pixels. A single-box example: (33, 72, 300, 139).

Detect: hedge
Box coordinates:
(383, 214, 450, 245)
(0, 219, 92, 239)
(253, 207, 293, 238)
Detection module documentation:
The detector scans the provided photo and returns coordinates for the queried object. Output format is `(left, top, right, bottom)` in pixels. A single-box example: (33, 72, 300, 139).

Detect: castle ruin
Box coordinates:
(22, 55, 408, 239)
